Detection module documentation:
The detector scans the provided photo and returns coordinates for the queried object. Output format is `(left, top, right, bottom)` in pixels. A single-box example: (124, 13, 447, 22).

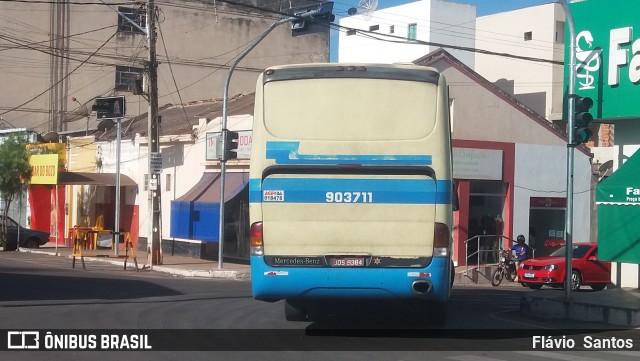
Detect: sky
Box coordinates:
(329, 0, 554, 61)
(333, 0, 553, 17)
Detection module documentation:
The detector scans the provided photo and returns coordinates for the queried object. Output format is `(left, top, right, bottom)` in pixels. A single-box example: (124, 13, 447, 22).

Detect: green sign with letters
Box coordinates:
(564, 0, 640, 121)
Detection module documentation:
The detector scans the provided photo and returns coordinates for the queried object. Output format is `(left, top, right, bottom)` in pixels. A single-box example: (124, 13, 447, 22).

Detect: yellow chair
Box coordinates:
(91, 215, 112, 249)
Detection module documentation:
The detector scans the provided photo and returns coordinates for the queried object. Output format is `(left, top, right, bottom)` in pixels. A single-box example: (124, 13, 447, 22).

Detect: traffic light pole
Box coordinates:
(217, 16, 293, 269)
(561, 0, 576, 301)
(147, 0, 162, 266)
(115, 117, 121, 257)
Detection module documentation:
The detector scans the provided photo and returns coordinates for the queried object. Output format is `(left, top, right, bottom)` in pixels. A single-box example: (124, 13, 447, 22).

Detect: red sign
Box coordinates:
(530, 197, 567, 208)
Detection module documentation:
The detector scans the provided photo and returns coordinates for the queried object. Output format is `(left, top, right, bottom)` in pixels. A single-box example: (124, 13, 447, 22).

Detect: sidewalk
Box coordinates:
(457, 264, 640, 327)
(20, 242, 251, 280)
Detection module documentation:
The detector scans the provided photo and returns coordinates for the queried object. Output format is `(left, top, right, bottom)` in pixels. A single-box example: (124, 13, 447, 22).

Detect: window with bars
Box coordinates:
(115, 66, 144, 92)
(117, 7, 146, 34)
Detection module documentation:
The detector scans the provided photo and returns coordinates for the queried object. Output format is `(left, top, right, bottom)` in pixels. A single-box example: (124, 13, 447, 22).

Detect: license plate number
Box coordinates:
(524, 272, 535, 278)
(331, 258, 365, 267)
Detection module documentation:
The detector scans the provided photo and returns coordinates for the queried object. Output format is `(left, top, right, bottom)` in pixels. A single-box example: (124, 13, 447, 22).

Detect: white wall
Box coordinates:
(475, 3, 565, 120)
(513, 143, 592, 243)
(338, 0, 476, 67)
(134, 114, 252, 243)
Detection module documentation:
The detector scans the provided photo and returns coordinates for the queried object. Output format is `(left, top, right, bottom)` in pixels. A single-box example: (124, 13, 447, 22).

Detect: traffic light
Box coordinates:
(573, 96, 593, 145)
(223, 130, 239, 161)
(92, 96, 126, 119)
(291, 2, 334, 37)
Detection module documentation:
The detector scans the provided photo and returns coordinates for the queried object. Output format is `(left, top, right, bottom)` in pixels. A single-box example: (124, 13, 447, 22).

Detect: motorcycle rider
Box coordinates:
(511, 234, 529, 281)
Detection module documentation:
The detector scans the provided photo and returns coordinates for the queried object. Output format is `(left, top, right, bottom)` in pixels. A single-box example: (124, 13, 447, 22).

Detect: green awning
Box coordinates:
(596, 150, 640, 263)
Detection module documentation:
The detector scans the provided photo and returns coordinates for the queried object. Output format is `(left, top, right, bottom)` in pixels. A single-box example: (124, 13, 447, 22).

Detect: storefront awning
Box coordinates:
(57, 172, 137, 186)
(175, 172, 248, 203)
(170, 172, 249, 241)
(596, 150, 640, 263)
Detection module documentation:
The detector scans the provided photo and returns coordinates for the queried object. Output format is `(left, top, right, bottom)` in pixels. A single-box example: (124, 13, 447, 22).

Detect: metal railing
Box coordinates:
(464, 235, 535, 275)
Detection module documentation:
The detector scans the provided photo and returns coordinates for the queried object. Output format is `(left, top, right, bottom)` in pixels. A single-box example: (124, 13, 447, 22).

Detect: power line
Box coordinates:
(331, 23, 564, 66)
(157, 10, 191, 128)
(0, 31, 118, 118)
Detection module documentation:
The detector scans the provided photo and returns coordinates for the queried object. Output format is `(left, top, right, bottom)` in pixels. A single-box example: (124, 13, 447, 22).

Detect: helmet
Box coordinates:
(517, 235, 525, 243)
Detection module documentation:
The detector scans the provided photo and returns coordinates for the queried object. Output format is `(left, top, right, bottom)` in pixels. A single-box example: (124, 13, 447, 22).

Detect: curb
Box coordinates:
(18, 248, 251, 280)
(521, 295, 640, 327)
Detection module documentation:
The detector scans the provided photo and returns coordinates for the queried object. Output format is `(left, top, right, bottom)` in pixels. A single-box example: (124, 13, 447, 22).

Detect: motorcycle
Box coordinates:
(491, 249, 517, 286)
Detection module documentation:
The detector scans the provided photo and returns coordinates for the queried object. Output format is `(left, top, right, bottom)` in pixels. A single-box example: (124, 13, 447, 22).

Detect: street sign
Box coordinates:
(149, 178, 157, 190)
(150, 152, 162, 173)
(93, 96, 126, 120)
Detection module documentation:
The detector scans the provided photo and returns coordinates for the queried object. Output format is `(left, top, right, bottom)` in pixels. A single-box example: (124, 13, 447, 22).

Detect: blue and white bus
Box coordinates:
(249, 63, 454, 322)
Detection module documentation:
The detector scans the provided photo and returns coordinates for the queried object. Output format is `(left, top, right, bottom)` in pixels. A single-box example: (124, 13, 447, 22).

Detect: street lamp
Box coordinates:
(71, 97, 90, 136)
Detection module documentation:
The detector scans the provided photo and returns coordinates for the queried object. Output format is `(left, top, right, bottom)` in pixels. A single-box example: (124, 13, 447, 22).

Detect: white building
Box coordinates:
(338, 0, 476, 68)
(475, 2, 566, 122)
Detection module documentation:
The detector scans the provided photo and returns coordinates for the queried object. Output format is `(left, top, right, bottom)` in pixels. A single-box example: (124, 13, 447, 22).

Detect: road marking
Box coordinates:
(516, 351, 610, 361)
(602, 351, 640, 357)
(447, 355, 505, 361)
(489, 309, 552, 329)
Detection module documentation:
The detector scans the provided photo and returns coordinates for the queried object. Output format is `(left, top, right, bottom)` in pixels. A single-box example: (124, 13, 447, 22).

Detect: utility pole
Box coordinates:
(147, 0, 162, 266)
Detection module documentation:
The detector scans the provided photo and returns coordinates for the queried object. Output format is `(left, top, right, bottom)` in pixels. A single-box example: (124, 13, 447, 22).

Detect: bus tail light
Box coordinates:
(433, 222, 450, 257)
(250, 222, 264, 256)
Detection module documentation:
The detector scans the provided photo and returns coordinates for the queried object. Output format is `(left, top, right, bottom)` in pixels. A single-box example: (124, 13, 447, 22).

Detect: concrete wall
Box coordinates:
(338, 0, 476, 67)
(513, 143, 592, 244)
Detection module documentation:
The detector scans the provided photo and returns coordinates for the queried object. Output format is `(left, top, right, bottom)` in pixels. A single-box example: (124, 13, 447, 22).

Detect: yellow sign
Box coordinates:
(26, 143, 66, 167)
(30, 154, 59, 184)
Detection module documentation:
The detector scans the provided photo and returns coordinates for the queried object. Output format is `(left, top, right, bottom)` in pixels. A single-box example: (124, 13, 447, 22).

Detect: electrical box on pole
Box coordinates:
(291, 2, 335, 36)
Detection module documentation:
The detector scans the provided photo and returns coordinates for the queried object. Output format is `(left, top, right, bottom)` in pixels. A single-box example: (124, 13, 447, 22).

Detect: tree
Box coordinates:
(0, 134, 32, 251)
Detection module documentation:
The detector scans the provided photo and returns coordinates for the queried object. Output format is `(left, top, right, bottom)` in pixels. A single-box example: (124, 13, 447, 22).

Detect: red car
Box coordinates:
(518, 242, 611, 291)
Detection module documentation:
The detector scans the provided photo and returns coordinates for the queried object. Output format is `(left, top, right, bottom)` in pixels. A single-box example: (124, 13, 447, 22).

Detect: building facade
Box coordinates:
(337, 0, 476, 68)
(0, 0, 329, 134)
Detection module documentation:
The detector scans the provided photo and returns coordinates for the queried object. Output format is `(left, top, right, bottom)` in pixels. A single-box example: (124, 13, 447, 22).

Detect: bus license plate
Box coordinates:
(330, 258, 365, 267)
(524, 272, 535, 278)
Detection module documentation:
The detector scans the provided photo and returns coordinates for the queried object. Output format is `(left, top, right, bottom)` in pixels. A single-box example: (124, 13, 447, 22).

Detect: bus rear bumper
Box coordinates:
(251, 256, 450, 303)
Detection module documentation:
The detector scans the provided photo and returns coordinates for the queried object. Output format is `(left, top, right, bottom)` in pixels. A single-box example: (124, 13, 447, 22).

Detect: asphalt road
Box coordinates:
(1, 251, 638, 361)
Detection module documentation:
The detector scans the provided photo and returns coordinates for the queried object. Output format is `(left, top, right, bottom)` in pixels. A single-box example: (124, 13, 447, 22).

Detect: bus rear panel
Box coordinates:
(249, 63, 454, 318)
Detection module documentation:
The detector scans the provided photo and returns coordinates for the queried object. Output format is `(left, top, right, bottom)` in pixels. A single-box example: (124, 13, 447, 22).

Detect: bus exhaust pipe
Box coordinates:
(411, 280, 433, 295)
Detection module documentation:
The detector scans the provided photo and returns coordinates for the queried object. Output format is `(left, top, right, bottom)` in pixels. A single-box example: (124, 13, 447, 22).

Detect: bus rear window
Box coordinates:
(263, 78, 438, 141)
